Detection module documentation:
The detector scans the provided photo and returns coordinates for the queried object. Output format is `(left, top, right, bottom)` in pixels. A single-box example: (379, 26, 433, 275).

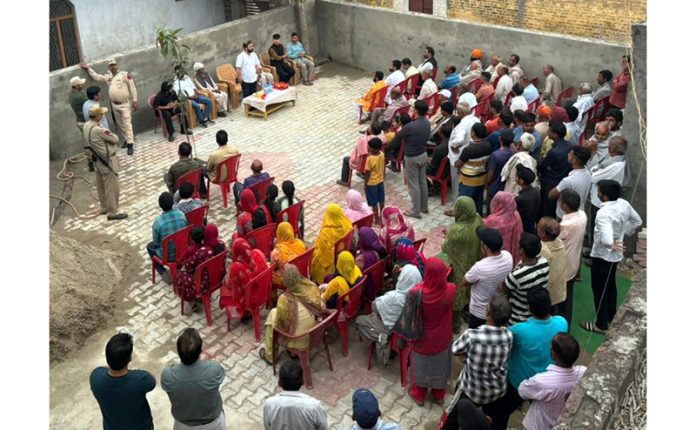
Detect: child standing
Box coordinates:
(364, 137, 385, 226)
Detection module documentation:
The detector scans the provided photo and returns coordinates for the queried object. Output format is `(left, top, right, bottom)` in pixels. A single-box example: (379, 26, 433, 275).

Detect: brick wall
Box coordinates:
(448, 0, 646, 44)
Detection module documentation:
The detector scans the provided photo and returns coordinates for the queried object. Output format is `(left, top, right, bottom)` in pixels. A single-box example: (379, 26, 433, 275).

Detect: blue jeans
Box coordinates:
(458, 184, 484, 215)
(190, 95, 212, 123)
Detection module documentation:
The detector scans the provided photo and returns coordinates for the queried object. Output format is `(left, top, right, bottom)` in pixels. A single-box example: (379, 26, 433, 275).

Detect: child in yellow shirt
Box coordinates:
(363, 138, 386, 226)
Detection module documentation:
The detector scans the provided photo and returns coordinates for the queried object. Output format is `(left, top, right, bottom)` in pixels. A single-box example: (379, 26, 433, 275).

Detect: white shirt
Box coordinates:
(418, 78, 438, 100)
(495, 75, 513, 101)
(448, 113, 480, 163)
(263, 391, 329, 430)
(585, 136, 611, 170)
(573, 94, 595, 131)
(555, 168, 592, 219)
(417, 60, 434, 73)
(172, 75, 197, 97)
(384, 70, 405, 104)
(465, 251, 514, 319)
(590, 198, 642, 262)
(509, 65, 524, 85)
(235, 51, 261, 83)
(559, 211, 588, 281)
(519, 365, 587, 430)
(458, 92, 478, 109)
(590, 157, 627, 207)
(509, 95, 528, 113)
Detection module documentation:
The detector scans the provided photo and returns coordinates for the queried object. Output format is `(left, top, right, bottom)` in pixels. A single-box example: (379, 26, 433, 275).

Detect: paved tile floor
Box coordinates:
(50, 63, 472, 429)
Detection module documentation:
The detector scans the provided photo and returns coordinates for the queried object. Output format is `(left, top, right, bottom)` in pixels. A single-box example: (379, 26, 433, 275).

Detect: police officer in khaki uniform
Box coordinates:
(80, 59, 138, 155)
(83, 104, 128, 221)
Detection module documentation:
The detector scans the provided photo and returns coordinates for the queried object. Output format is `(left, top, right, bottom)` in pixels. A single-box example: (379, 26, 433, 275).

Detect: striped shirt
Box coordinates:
(458, 140, 492, 187)
(503, 257, 550, 325)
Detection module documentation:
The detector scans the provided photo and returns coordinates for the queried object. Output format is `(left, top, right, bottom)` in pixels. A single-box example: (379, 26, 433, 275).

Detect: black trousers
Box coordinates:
(551, 279, 574, 330)
(539, 181, 557, 220)
(468, 314, 487, 330)
(272, 61, 296, 83)
(443, 391, 486, 430)
(242, 82, 257, 98)
(590, 257, 618, 330)
(160, 107, 186, 135)
(482, 382, 524, 430)
(341, 156, 351, 182)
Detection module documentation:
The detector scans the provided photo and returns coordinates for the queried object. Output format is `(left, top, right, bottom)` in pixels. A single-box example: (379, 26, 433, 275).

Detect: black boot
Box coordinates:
(121, 141, 128, 149)
(127, 143, 134, 155)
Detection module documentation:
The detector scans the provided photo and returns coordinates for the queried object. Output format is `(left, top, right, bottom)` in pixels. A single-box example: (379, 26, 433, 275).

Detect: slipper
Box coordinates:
(259, 347, 273, 366)
(580, 321, 607, 334)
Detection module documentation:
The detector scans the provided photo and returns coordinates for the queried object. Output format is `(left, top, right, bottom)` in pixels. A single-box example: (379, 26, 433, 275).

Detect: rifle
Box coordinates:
(85, 124, 119, 177)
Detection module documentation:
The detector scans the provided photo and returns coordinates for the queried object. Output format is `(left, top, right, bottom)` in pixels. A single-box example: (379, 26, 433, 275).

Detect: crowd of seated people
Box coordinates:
(91, 40, 643, 430)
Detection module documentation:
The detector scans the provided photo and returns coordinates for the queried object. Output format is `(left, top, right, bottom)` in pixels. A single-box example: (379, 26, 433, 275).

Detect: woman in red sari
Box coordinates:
(176, 226, 216, 315)
(484, 191, 523, 263)
(219, 238, 268, 319)
(409, 257, 457, 406)
(236, 188, 269, 239)
(204, 223, 226, 255)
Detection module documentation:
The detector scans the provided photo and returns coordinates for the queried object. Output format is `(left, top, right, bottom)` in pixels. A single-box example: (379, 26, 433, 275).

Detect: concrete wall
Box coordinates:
(72, 0, 226, 62)
(622, 23, 647, 251)
(316, 0, 627, 89)
(554, 272, 647, 429)
(50, 6, 298, 160)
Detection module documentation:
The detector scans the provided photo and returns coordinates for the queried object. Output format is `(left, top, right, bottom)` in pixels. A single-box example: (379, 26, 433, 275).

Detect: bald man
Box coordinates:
(585, 122, 611, 169)
(458, 60, 482, 89)
(573, 82, 594, 131)
(233, 159, 271, 205)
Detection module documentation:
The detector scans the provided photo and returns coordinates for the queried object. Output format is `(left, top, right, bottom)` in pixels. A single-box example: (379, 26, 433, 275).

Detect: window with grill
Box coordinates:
(50, 0, 82, 71)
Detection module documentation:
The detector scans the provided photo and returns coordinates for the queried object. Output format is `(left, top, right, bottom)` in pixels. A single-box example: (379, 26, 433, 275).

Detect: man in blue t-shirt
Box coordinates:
(90, 333, 156, 430)
(483, 286, 567, 430)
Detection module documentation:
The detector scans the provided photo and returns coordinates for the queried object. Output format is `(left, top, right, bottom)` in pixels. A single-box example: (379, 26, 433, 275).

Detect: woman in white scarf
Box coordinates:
(356, 264, 422, 365)
(500, 132, 540, 195)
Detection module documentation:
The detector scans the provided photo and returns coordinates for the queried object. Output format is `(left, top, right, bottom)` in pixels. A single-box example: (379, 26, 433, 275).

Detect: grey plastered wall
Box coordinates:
(316, 1, 628, 88)
(72, 0, 226, 62)
(621, 23, 647, 251)
(50, 6, 298, 160)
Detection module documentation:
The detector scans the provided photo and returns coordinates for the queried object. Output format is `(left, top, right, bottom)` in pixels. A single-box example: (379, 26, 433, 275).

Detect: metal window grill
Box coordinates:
(49, 0, 81, 71)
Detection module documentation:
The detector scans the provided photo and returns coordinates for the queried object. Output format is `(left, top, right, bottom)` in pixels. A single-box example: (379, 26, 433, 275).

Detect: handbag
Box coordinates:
(391, 288, 423, 341)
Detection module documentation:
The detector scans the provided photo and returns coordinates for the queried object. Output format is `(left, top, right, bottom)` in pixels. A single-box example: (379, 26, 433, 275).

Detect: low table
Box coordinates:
(242, 87, 298, 120)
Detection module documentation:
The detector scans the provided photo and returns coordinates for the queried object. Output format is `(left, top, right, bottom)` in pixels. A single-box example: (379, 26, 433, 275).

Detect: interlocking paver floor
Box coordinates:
(50, 63, 460, 429)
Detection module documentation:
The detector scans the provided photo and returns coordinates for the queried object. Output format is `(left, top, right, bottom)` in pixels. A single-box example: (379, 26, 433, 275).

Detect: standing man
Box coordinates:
(446, 102, 479, 210)
(68, 76, 87, 131)
(236, 40, 263, 98)
(455, 123, 492, 215)
(548, 146, 592, 220)
(83, 86, 110, 129)
(581, 180, 642, 334)
(537, 121, 572, 218)
(287, 32, 315, 86)
(502, 233, 550, 325)
(390, 100, 431, 219)
(609, 56, 631, 110)
(268, 33, 296, 84)
(558, 189, 587, 327)
(537, 217, 567, 315)
(83, 104, 127, 221)
(263, 360, 329, 430)
(541, 64, 562, 104)
(161, 328, 227, 430)
(192, 62, 229, 116)
(80, 59, 138, 155)
(90, 333, 156, 430)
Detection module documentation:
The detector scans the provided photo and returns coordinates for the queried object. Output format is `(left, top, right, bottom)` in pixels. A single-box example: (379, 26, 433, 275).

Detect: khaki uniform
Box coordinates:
(88, 68, 138, 144)
(83, 120, 121, 215)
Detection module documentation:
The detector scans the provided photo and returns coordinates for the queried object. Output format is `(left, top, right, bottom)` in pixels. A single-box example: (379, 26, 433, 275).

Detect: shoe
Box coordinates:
(127, 144, 134, 155)
(121, 141, 128, 149)
(160, 270, 173, 285)
(168, 134, 175, 142)
(444, 209, 455, 217)
(100, 209, 108, 215)
(303, 81, 312, 86)
(336, 180, 349, 186)
(199, 122, 208, 128)
(387, 164, 398, 172)
(207, 119, 216, 125)
(422, 209, 429, 215)
(358, 130, 367, 135)
(106, 213, 128, 221)
(404, 211, 421, 219)
(181, 128, 193, 135)
(259, 348, 273, 366)
(218, 111, 227, 117)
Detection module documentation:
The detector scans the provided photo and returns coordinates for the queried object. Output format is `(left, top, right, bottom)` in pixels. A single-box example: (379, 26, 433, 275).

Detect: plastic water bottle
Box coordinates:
(264, 83, 273, 95)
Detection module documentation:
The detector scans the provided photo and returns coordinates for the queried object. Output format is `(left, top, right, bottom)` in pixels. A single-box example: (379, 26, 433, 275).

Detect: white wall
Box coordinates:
(72, 0, 226, 62)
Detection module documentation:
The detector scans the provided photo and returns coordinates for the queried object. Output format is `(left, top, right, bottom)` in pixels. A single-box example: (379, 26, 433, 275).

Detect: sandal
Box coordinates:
(580, 321, 607, 334)
(259, 347, 273, 366)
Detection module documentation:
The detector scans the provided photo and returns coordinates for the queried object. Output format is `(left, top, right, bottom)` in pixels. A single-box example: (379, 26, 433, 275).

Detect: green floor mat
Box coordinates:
(570, 264, 632, 354)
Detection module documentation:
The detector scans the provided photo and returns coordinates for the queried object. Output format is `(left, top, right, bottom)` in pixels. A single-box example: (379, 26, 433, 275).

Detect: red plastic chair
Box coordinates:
(287, 247, 315, 278)
(248, 176, 275, 203)
(426, 157, 450, 206)
(585, 96, 611, 138)
(403, 74, 421, 99)
(276, 200, 305, 239)
(188, 251, 227, 326)
(449, 85, 460, 106)
(492, 76, 501, 89)
(359, 86, 390, 124)
(148, 95, 168, 138)
(386, 142, 405, 172)
(504, 91, 513, 107)
(476, 93, 495, 123)
(237, 265, 274, 341)
(394, 104, 411, 119)
(185, 204, 208, 227)
(347, 154, 368, 188)
(526, 95, 542, 114)
(362, 257, 387, 301)
(175, 168, 203, 199)
(335, 277, 367, 356)
(352, 214, 374, 231)
(367, 331, 410, 387)
(413, 238, 426, 253)
(208, 153, 241, 208)
(530, 76, 540, 87)
(466, 78, 482, 94)
(247, 223, 277, 260)
(432, 67, 439, 80)
(150, 225, 193, 284)
(334, 228, 354, 258)
(555, 86, 575, 107)
(422, 93, 439, 118)
(272, 309, 338, 390)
